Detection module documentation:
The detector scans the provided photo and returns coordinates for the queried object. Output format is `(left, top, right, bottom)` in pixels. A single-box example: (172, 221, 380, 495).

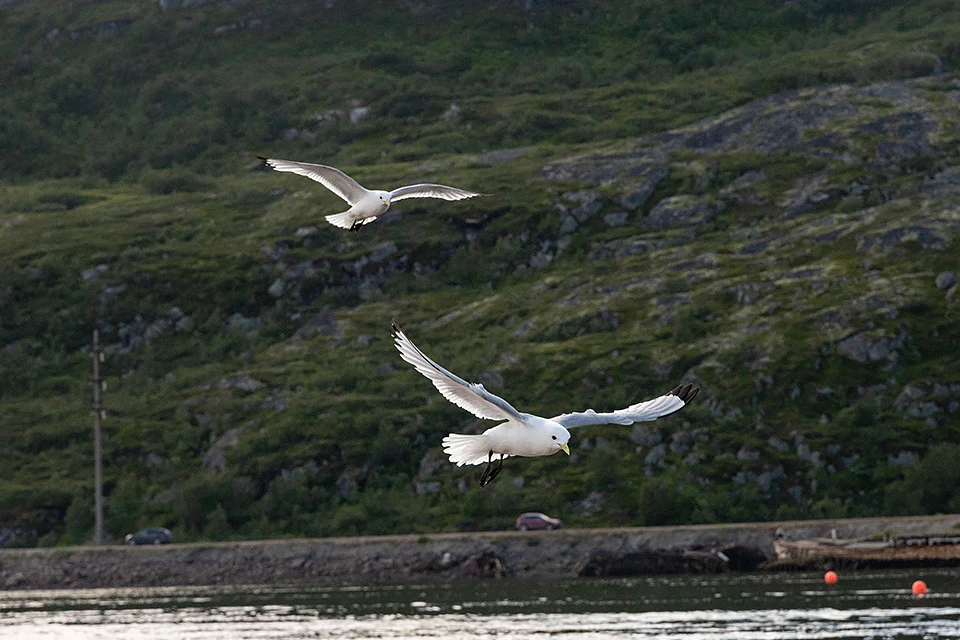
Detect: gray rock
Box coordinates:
(631, 425, 663, 448)
(260, 394, 287, 411)
(921, 167, 960, 195)
(336, 465, 370, 499)
(559, 215, 578, 234)
(194, 413, 214, 426)
(214, 376, 265, 392)
(81, 264, 108, 282)
(603, 211, 628, 227)
(728, 282, 766, 306)
(644, 195, 723, 230)
(561, 190, 604, 223)
(757, 465, 785, 493)
(837, 332, 902, 363)
(475, 147, 532, 165)
(669, 430, 701, 455)
(415, 481, 441, 496)
(349, 107, 370, 124)
(643, 443, 667, 473)
(368, 241, 398, 264)
(768, 437, 789, 453)
(935, 272, 956, 290)
(291, 309, 340, 341)
(228, 313, 262, 334)
(203, 427, 243, 473)
(887, 451, 917, 467)
(441, 103, 460, 122)
(268, 278, 285, 298)
(908, 402, 940, 419)
(856, 225, 948, 254)
(573, 491, 608, 518)
(479, 369, 505, 390)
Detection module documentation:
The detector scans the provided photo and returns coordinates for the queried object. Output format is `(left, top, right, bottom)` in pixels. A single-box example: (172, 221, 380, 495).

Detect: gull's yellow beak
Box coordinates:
(559, 443, 570, 455)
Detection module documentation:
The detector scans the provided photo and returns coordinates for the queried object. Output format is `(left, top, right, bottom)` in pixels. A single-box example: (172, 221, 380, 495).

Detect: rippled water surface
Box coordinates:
(2, 568, 960, 639)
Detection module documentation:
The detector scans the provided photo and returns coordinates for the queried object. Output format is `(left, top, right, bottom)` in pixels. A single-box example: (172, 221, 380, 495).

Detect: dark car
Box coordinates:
(124, 527, 172, 545)
(515, 512, 562, 531)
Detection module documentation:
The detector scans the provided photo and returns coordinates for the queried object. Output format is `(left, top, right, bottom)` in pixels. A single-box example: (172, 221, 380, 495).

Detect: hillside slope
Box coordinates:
(1, 0, 959, 546)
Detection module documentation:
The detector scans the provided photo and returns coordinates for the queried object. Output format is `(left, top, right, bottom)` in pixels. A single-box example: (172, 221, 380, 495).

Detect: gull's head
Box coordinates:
(377, 191, 391, 207)
(547, 425, 571, 456)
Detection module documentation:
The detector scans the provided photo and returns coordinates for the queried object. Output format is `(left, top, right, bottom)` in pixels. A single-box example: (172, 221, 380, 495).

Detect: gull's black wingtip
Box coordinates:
(668, 383, 700, 404)
(391, 320, 402, 337)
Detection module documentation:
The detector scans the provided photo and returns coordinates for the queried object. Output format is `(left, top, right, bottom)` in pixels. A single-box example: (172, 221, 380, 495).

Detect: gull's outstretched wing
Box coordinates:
(388, 184, 485, 202)
(260, 158, 368, 205)
(392, 322, 526, 422)
(551, 384, 700, 429)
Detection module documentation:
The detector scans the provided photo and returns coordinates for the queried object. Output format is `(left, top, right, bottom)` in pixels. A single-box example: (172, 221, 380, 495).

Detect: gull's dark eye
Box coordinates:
(551, 435, 557, 440)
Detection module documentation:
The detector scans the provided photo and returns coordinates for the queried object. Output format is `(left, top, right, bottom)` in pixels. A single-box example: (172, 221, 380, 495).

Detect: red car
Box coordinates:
(515, 512, 562, 531)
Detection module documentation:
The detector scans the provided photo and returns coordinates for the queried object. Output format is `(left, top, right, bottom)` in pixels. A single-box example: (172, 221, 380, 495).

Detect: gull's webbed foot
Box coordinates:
(479, 451, 505, 488)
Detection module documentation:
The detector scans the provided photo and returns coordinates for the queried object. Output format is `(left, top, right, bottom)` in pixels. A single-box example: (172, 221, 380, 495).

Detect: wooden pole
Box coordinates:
(92, 329, 104, 546)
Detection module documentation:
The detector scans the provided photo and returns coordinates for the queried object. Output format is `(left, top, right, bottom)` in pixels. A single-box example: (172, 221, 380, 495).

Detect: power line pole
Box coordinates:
(92, 329, 104, 546)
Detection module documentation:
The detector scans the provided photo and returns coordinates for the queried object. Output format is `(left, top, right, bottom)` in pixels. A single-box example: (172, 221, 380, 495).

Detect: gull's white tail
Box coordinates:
(325, 211, 355, 229)
(442, 433, 497, 467)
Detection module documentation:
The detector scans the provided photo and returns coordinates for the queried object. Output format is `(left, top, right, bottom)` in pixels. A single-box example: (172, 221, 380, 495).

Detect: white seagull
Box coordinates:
(259, 157, 485, 231)
(392, 323, 700, 487)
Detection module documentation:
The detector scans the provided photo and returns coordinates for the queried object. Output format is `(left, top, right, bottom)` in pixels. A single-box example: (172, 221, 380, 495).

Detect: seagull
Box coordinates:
(392, 322, 700, 487)
(259, 157, 485, 231)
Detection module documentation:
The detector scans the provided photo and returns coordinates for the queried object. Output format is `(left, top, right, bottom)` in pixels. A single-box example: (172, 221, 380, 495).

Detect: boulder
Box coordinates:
(935, 271, 956, 290)
(214, 376, 264, 392)
(837, 332, 903, 363)
(203, 427, 243, 473)
(644, 195, 723, 230)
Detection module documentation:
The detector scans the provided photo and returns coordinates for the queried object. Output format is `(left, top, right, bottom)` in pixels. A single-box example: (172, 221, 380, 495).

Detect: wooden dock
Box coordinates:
(770, 532, 960, 570)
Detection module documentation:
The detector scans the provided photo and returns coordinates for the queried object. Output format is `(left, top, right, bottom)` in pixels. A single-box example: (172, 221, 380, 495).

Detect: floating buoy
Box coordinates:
(912, 580, 927, 595)
(824, 571, 838, 584)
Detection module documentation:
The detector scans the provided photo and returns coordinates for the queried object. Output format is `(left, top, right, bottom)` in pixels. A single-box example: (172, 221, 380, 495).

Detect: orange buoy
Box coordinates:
(912, 580, 927, 595)
(824, 571, 838, 584)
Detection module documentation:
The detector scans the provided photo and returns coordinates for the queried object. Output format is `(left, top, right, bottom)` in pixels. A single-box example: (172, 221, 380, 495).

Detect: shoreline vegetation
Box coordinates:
(2, 515, 959, 591)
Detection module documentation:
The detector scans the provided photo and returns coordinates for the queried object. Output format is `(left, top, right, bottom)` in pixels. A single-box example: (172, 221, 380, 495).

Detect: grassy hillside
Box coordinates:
(1, 0, 959, 546)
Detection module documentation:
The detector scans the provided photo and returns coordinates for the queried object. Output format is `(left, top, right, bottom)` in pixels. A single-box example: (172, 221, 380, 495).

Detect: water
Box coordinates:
(2, 569, 959, 639)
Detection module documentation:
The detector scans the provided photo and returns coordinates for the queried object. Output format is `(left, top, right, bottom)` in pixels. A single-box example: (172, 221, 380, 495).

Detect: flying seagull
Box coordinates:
(259, 157, 485, 231)
(392, 322, 700, 487)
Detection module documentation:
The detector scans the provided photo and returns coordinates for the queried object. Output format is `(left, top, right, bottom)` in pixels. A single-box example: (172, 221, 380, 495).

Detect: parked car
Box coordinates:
(515, 512, 562, 531)
(124, 527, 172, 545)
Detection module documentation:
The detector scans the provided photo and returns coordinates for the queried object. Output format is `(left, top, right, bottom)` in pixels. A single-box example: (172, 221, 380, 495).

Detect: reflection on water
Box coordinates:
(1, 569, 959, 639)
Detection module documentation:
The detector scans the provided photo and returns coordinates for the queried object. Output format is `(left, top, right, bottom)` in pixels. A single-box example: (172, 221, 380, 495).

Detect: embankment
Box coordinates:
(2, 514, 958, 590)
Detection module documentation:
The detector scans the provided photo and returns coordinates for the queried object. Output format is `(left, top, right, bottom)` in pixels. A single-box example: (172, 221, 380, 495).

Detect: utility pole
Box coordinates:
(92, 329, 104, 546)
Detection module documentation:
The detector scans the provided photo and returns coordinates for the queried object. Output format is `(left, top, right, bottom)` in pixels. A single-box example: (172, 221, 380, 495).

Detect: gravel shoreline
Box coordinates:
(2, 514, 958, 591)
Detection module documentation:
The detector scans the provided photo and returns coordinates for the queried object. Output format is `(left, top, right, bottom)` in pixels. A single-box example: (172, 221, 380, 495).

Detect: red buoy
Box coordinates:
(824, 571, 838, 584)
(912, 580, 927, 595)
